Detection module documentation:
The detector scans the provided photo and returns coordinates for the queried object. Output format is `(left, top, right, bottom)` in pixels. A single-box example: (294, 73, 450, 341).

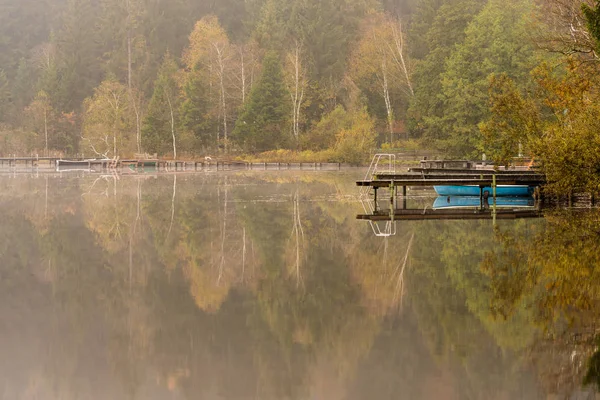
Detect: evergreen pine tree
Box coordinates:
(142, 53, 179, 156)
(437, 0, 539, 157)
(0, 70, 11, 124)
(56, 0, 102, 112)
(582, 1, 600, 52)
(180, 72, 215, 150)
(407, 0, 487, 139)
(233, 51, 291, 152)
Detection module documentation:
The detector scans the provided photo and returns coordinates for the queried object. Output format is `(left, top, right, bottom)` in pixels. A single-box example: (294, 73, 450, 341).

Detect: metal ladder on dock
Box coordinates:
(358, 154, 397, 236)
(359, 197, 397, 237)
(360, 154, 396, 197)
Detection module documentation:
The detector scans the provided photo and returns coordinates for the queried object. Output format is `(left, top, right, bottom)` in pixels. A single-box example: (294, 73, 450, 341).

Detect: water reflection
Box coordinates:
(0, 172, 598, 399)
(432, 196, 535, 209)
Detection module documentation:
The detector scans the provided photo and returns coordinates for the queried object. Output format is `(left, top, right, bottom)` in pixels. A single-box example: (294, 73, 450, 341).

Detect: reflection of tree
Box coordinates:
(287, 187, 306, 289)
(486, 212, 600, 322)
(405, 219, 543, 398)
(5, 172, 587, 399)
(482, 210, 600, 394)
(584, 337, 600, 390)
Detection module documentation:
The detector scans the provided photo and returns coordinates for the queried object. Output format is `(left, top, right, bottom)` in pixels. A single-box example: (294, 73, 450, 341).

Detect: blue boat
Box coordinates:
(433, 196, 535, 209)
(434, 185, 534, 197)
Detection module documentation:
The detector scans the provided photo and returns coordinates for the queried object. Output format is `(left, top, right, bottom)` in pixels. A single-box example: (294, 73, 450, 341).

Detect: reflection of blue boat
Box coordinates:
(434, 185, 534, 197)
(433, 196, 535, 209)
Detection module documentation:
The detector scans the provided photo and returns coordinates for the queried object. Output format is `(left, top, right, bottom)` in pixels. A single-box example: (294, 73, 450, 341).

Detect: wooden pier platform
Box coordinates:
(0, 156, 350, 172)
(357, 173, 546, 188)
(407, 167, 540, 174)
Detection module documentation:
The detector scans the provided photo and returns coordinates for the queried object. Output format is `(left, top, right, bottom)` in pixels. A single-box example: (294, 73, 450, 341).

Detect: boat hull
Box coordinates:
(57, 159, 107, 167)
(433, 196, 534, 209)
(434, 185, 534, 197)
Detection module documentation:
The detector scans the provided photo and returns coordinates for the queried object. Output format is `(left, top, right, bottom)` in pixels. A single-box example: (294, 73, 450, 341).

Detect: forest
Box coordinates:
(1, 0, 600, 174)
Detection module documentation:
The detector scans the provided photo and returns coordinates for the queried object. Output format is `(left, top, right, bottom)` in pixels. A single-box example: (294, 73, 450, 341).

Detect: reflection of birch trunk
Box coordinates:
(218, 180, 228, 285)
(111, 176, 122, 239)
(167, 175, 177, 240)
(44, 176, 48, 220)
(393, 232, 415, 308)
(291, 188, 305, 288)
(242, 227, 246, 281)
(129, 179, 142, 293)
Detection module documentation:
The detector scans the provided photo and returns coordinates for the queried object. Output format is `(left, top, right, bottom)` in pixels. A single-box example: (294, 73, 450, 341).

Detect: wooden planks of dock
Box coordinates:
(357, 171, 546, 188)
(0, 156, 350, 171)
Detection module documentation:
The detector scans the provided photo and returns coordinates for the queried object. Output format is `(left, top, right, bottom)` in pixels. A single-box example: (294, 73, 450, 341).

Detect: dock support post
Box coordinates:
(479, 186, 484, 209)
(402, 186, 407, 210)
(374, 187, 378, 211)
(568, 191, 573, 207)
(491, 174, 497, 225)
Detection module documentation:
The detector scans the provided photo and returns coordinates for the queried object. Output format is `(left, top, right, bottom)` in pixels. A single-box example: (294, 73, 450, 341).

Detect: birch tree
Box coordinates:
(25, 91, 54, 156)
(82, 78, 134, 158)
(142, 54, 180, 157)
(184, 16, 233, 151)
(285, 40, 308, 145)
(535, 0, 599, 60)
(98, 0, 146, 153)
(233, 41, 261, 105)
(350, 13, 414, 143)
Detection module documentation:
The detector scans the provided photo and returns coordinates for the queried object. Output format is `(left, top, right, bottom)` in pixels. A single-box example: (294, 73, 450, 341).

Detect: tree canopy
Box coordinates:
(0, 0, 597, 177)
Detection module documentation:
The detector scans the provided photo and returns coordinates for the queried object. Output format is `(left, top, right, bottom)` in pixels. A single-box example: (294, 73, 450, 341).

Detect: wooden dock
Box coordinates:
(356, 156, 547, 226)
(0, 156, 349, 172)
(357, 172, 545, 188)
(357, 171, 546, 207)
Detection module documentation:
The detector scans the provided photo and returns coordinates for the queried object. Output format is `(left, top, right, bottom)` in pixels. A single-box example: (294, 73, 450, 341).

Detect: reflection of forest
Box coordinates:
(0, 173, 597, 399)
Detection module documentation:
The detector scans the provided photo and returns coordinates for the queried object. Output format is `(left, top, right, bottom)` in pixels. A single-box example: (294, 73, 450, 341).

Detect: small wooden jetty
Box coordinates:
(357, 171, 545, 207)
(0, 156, 349, 172)
(356, 154, 546, 227)
(359, 154, 544, 197)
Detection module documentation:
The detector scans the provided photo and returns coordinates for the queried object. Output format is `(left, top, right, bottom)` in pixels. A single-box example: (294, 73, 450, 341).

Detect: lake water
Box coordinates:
(1, 170, 599, 399)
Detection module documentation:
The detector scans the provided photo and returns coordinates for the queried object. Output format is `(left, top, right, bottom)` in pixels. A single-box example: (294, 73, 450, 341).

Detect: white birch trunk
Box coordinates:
(288, 42, 306, 144)
(44, 105, 48, 157)
(381, 61, 394, 144)
(213, 44, 228, 152)
(390, 21, 414, 96)
(240, 47, 246, 104)
(166, 92, 176, 159)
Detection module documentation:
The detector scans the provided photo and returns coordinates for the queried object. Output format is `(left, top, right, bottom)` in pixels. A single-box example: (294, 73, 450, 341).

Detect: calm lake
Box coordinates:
(1, 170, 599, 399)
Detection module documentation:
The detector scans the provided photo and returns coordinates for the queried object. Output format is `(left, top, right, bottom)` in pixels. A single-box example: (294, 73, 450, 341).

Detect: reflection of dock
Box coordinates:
(357, 207, 543, 222)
